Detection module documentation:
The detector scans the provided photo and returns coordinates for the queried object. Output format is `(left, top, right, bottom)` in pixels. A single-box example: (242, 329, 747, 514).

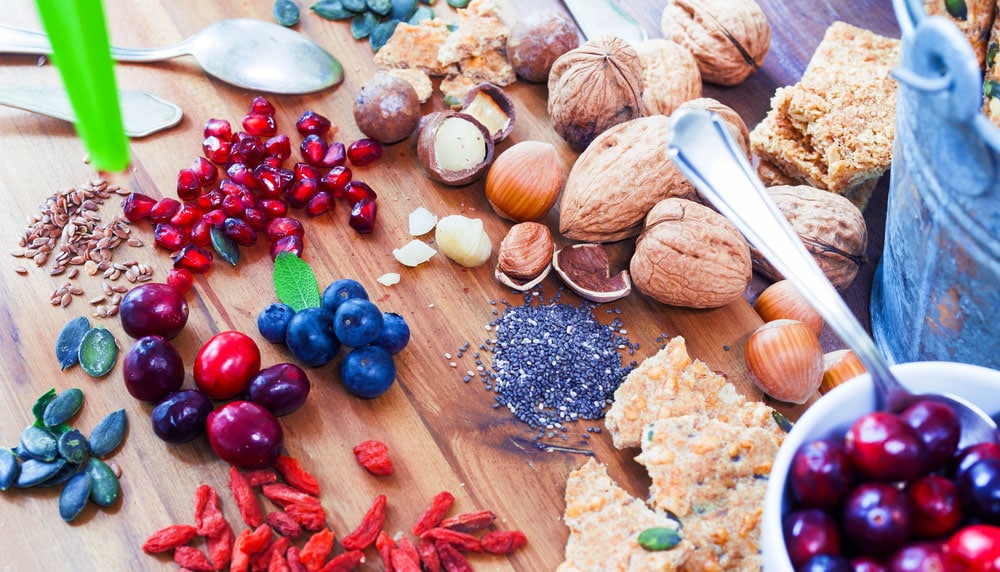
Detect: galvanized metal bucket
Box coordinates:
(872, 0, 1000, 367)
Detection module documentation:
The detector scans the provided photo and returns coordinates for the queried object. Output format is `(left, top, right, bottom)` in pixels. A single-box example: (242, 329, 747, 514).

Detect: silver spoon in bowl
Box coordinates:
(667, 107, 1000, 448)
(0, 19, 344, 94)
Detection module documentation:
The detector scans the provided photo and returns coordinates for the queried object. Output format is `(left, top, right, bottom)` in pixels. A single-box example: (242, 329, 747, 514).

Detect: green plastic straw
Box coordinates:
(34, 0, 128, 172)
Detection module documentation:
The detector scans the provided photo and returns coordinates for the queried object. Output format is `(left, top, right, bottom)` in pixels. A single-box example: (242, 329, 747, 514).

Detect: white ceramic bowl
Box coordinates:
(761, 361, 1000, 571)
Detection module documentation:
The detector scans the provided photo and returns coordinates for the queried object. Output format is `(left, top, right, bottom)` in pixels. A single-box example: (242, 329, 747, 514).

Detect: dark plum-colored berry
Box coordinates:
(373, 312, 410, 354)
(842, 482, 913, 556)
(899, 400, 960, 473)
(246, 363, 310, 417)
(258, 303, 296, 344)
(783, 508, 842, 568)
(800, 554, 852, 572)
(285, 307, 340, 367)
(122, 335, 185, 403)
(206, 400, 283, 470)
(790, 439, 855, 509)
(844, 411, 926, 482)
(952, 442, 1000, 483)
(905, 475, 962, 538)
(958, 457, 1000, 523)
(886, 541, 952, 572)
(333, 298, 384, 348)
(850, 556, 889, 572)
(321, 278, 369, 313)
(341, 345, 395, 399)
(151, 389, 213, 444)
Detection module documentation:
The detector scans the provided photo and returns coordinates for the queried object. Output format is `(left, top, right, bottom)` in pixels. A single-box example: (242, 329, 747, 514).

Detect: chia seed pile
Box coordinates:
(454, 289, 638, 441)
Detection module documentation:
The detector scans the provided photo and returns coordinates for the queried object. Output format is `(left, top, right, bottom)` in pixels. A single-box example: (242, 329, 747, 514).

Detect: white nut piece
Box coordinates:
(393, 240, 437, 267)
(434, 117, 487, 172)
(435, 215, 492, 268)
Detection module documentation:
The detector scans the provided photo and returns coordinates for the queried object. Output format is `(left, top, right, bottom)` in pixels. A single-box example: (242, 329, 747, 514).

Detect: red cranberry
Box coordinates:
(242, 113, 277, 137)
(906, 475, 962, 538)
(851, 556, 889, 572)
(270, 235, 303, 260)
(191, 156, 219, 186)
(149, 197, 182, 224)
(202, 135, 231, 163)
(224, 217, 257, 247)
(153, 223, 189, 251)
(172, 244, 214, 274)
(248, 96, 275, 116)
(266, 217, 305, 241)
(300, 134, 328, 166)
(166, 268, 194, 295)
(790, 439, 855, 509)
(886, 541, 952, 572)
(169, 203, 203, 228)
(176, 168, 202, 201)
(264, 134, 292, 161)
(958, 457, 1000, 522)
(952, 442, 1000, 482)
(295, 110, 331, 137)
(319, 165, 352, 197)
(899, 400, 960, 473)
(783, 508, 842, 568)
(206, 400, 283, 470)
(347, 138, 383, 166)
(123, 192, 157, 222)
(286, 178, 319, 209)
(947, 525, 1000, 571)
(319, 141, 346, 167)
(842, 482, 913, 556)
(306, 191, 335, 216)
(203, 118, 232, 139)
(119, 283, 189, 339)
(258, 198, 289, 219)
(349, 197, 377, 234)
(800, 555, 852, 572)
(345, 180, 376, 204)
(845, 411, 927, 482)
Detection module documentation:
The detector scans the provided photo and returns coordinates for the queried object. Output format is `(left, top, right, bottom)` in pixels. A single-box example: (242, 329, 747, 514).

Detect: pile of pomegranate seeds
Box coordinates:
(122, 96, 385, 274)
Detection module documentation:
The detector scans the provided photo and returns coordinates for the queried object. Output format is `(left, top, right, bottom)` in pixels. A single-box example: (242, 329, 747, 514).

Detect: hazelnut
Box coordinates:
(416, 111, 495, 186)
(461, 83, 516, 144)
(745, 319, 823, 404)
(553, 243, 632, 303)
(821, 349, 867, 394)
(753, 279, 824, 338)
(485, 141, 564, 223)
(507, 10, 580, 83)
(353, 73, 422, 144)
(495, 222, 554, 291)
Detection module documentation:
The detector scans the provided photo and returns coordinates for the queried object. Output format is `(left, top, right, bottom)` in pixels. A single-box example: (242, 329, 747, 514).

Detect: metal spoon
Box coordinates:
(667, 107, 1000, 448)
(0, 19, 344, 94)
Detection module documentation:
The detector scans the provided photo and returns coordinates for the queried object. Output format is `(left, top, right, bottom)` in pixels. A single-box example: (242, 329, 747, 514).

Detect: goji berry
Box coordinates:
(174, 546, 214, 571)
(194, 484, 227, 537)
(274, 455, 320, 496)
(230, 466, 265, 528)
(440, 510, 496, 533)
(375, 530, 396, 572)
(480, 530, 527, 555)
(315, 550, 365, 572)
(352, 440, 393, 476)
(231, 529, 253, 572)
(300, 527, 336, 571)
(286, 546, 307, 572)
(285, 502, 327, 531)
(434, 541, 473, 572)
(411, 491, 454, 536)
(206, 522, 234, 570)
(251, 535, 290, 572)
(268, 553, 290, 572)
(267, 510, 304, 539)
(262, 483, 321, 509)
(390, 548, 421, 572)
(142, 523, 197, 553)
(234, 524, 274, 571)
(244, 469, 279, 487)
(420, 528, 482, 552)
(340, 494, 387, 550)
(397, 537, 420, 566)
(417, 538, 441, 572)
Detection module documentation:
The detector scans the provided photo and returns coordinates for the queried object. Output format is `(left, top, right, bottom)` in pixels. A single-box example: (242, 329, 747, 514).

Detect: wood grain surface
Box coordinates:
(0, 1, 899, 570)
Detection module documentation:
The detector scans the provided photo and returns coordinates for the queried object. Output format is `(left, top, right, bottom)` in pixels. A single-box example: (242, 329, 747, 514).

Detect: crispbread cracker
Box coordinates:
(374, 20, 457, 77)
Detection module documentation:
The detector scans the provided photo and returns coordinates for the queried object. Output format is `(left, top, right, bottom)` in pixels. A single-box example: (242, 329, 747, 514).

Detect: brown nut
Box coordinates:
(548, 37, 645, 151)
(754, 279, 824, 338)
(507, 10, 580, 83)
(553, 243, 632, 303)
(635, 39, 702, 116)
(820, 349, 867, 394)
(495, 222, 554, 291)
(416, 111, 495, 186)
(677, 98, 751, 158)
(485, 141, 564, 222)
(745, 319, 823, 404)
(353, 73, 422, 144)
(461, 83, 516, 144)
(660, 0, 771, 86)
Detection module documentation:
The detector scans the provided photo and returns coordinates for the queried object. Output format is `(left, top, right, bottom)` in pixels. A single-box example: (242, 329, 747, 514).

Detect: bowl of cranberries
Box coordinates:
(762, 361, 1000, 571)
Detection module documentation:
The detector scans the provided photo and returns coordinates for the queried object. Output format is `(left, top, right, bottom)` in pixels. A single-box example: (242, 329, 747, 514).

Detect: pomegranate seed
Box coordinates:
(300, 134, 328, 166)
(226, 162, 258, 190)
(177, 168, 202, 201)
(254, 164, 294, 198)
(243, 207, 269, 231)
(222, 194, 245, 218)
(190, 218, 212, 246)
(154, 223, 190, 251)
(264, 134, 292, 161)
(122, 193, 157, 222)
(319, 166, 352, 197)
(270, 235, 304, 260)
(204, 118, 232, 139)
(295, 110, 331, 137)
(249, 96, 276, 116)
(306, 191, 335, 216)
(173, 244, 214, 274)
(218, 179, 245, 195)
(258, 198, 289, 219)
(191, 157, 219, 186)
(347, 138, 383, 166)
(293, 162, 322, 182)
(261, 156, 283, 169)
(197, 189, 226, 211)
(286, 178, 319, 209)
(224, 217, 257, 247)
(231, 133, 266, 167)
(266, 217, 305, 241)
(203, 209, 227, 225)
(236, 187, 257, 210)
(150, 198, 182, 224)
(242, 113, 277, 137)
(202, 135, 231, 163)
(345, 181, 377, 204)
(349, 197, 378, 234)
(167, 268, 194, 294)
(319, 141, 347, 167)
(170, 203, 203, 228)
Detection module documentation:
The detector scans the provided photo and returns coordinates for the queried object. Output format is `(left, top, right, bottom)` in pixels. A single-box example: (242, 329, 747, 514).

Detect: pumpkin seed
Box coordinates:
(36, 460, 86, 488)
(370, 19, 400, 51)
(56, 316, 91, 370)
(87, 458, 119, 507)
(342, 0, 367, 11)
(408, 5, 433, 24)
(311, 0, 356, 20)
(637, 527, 682, 551)
(78, 326, 118, 378)
(0, 447, 18, 491)
(43, 387, 84, 427)
(31, 388, 57, 427)
(351, 10, 379, 39)
(388, 0, 416, 21)
(772, 410, 793, 433)
(210, 225, 240, 266)
(58, 471, 93, 522)
(366, 0, 391, 15)
(20, 426, 58, 461)
(58, 429, 90, 465)
(946, 0, 968, 20)
(88, 409, 128, 458)
(15, 458, 66, 488)
(446, 0, 468, 7)
(273, 0, 301, 26)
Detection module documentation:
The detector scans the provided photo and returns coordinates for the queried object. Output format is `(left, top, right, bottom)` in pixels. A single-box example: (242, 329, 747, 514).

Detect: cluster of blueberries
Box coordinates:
(257, 279, 409, 398)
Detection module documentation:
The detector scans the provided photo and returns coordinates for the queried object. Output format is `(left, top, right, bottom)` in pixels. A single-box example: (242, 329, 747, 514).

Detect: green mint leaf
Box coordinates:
(32, 388, 58, 428)
(273, 252, 321, 311)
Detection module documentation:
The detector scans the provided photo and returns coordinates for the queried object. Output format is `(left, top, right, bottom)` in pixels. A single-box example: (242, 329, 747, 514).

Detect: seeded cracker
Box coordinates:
(384, 68, 434, 103)
(374, 19, 457, 77)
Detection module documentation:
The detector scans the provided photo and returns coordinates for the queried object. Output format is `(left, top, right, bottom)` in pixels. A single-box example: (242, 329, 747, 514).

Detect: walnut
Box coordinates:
(676, 98, 751, 157)
(630, 198, 752, 309)
(547, 37, 645, 151)
(753, 185, 868, 290)
(660, 0, 771, 86)
(635, 39, 701, 116)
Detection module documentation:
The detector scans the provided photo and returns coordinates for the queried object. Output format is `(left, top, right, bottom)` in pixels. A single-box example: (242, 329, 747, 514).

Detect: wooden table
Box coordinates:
(0, 1, 899, 570)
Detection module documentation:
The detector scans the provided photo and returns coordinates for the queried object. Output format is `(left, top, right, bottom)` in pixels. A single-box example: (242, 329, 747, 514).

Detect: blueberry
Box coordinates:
(373, 312, 410, 354)
(334, 298, 384, 348)
(341, 345, 395, 398)
(285, 307, 340, 367)
(258, 303, 296, 344)
(321, 278, 368, 313)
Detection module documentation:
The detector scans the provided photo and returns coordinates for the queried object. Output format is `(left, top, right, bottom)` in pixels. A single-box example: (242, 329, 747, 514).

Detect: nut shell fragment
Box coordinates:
(495, 222, 554, 291)
(461, 83, 516, 143)
(553, 243, 632, 303)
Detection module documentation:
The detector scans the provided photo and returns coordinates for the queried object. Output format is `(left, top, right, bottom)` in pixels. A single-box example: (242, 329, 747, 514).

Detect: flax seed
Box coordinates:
(14, 266, 27, 275)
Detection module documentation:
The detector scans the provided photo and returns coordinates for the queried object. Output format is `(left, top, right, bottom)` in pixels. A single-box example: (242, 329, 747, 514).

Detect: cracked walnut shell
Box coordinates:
(660, 0, 771, 86)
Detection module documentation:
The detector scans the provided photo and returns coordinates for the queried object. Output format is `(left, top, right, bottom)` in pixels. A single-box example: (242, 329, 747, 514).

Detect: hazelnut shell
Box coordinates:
(553, 243, 632, 303)
(461, 83, 516, 144)
(416, 111, 495, 187)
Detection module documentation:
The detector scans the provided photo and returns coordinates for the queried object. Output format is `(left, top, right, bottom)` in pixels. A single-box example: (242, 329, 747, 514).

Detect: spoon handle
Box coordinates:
(666, 108, 902, 408)
(0, 24, 189, 61)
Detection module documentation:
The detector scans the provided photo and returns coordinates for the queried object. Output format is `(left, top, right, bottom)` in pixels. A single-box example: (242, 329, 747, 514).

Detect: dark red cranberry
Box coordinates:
(899, 400, 960, 473)
(953, 443, 1000, 483)
(295, 110, 331, 137)
(242, 113, 277, 137)
(293, 162, 321, 182)
(783, 508, 842, 568)
(191, 157, 219, 186)
(349, 197, 377, 234)
(190, 218, 212, 246)
(886, 541, 952, 572)
(845, 411, 926, 482)
(285, 178, 319, 209)
(300, 134, 328, 166)
(851, 556, 889, 572)
(264, 134, 292, 161)
(248, 96, 275, 116)
(306, 191, 335, 216)
(176, 168, 202, 201)
(169, 203, 203, 229)
(242, 208, 269, 232)
(149, 197, 182, 224)
(123, 192, 157, 222)
(842, 482, 913, 556)
(958, 457, 1000, 522)
(153, 223, 189, 251)
(319, 165, 352, 197)
(790, 439, 855, 509)
(173, 244, 214, 274)
(266, 217, 305, 241)
(800, 555, 852, 572)
(166, 268, 194, 295)
(204, 118, 232, 140)
(223, 217, 257, 247)
(198, 189, 225, 211)
(270, 235, 303, 260)
(347, 138, 383, 166)
(345, 180, 376, 204)
(905, 475, 962, 538)
(202, 135, 231, 164)
(319, 141, 346, 167)
(258, 199, 288, 219)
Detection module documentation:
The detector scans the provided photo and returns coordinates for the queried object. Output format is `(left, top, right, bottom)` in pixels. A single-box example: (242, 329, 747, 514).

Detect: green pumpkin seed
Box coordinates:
(273, 0, 301, 26)
(0, 447, 18, 491)
(36, 460, 86, 488)
(342, 0, 367, 11)
(419, 0, 434, 4)
(43, 387, 84, 427)
(311, 0, 356, 19)
(772, 410, 793, 433)
(20, 426, 58, 461)
(946, 0, 968, 19)
(88, 409, 127, 458)
(59, 471, 93, 522)
(366, 0, 391, 15)
(351, 10, 379, 39)
(210, 225, 240, 266)
(78, 326, 118, 378)
(87, 458, 119, 507)
(446, 0, 468, 7)
(56, 316, 91, 370)
(32, 388, 57, 427)
(408, 4, 433, 24)
(370, 19, 400, 51)
(15, 458, 66, 488)
(58, 429, 90, 465)
(389, 0, 416, 21)
(637, 527, 682, 551)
